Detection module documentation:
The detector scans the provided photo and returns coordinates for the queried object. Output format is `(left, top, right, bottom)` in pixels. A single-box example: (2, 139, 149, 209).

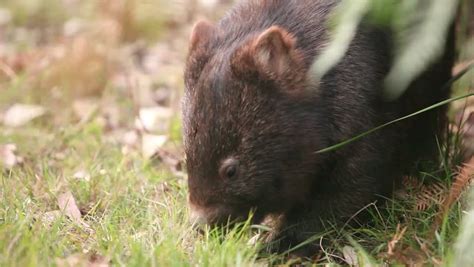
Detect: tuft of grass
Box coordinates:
(0, 118, 264, 266)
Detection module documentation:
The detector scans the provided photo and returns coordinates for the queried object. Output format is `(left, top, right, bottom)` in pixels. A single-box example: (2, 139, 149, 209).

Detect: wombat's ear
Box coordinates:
(232, 26, 305, 85)
(252, 26, 297, 75)
(189, 20, 215, 54)
(186, 20, 216, 89)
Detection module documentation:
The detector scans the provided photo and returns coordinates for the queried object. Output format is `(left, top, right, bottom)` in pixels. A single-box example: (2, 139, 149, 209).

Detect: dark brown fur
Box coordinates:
(183, 0, 454, 255)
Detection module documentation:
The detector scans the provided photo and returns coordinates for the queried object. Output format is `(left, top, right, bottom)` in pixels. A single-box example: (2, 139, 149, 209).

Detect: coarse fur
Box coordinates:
(183, 0, 454, 255)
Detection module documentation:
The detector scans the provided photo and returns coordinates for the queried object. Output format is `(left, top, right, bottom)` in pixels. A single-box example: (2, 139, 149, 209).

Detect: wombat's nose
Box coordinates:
(189, 209, 207, 226)
(189, 202, 208, 226)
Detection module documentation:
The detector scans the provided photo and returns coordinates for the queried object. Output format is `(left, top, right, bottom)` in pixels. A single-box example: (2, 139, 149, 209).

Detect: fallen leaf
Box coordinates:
(0, 143, 22, 169)
(57, 191, 82, 222)
(452, 59, 474, 76)
(100, 102, 121, 130)
(136, 106, 172, 133)
(121, 130, 139, 147)
(73, 170, 91, 182)
(56, 255, 81, 267)
(153, 86, 171, 106)
(41, 210, 62, 226)
(63, 17, 86, 37)
(199, 0, 219, 10)
(387, 224, 407, 256)
(88, 254, 110, 267)
(414, 182, 446, 212)
(56, 253, 109, 267)
(433, 156, 474, 232)
(247, 233, 261, 246)
(0, 8, 12, 26)
(342, 246, 359, 266)
(3, 104, 46, 127)
(72, 98, 99, 124)
(53, 152, 67, 160)
(382, 245, 428, 266)
(153, 149, 184, 177)
(453, 102, 474, 159)
(142, 134, 167, 158)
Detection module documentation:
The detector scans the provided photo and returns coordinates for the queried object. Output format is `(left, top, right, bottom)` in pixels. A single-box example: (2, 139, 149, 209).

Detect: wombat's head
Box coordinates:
(183, 21, 324, 226)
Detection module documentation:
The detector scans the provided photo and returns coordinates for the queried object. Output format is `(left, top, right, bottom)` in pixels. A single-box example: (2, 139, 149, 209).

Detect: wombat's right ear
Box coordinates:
(231, 26, 305, 87)
(189, 20, 215, 54)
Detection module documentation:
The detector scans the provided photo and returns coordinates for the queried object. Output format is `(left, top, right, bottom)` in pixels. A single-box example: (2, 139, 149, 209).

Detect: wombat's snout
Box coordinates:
(189, 203, 209, 226)
(188, 196, 246, 227)
(188, 201, 231, 227)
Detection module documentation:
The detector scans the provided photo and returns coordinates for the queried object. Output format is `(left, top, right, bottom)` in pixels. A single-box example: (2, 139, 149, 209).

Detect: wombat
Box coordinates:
(183, 0, 455, 254)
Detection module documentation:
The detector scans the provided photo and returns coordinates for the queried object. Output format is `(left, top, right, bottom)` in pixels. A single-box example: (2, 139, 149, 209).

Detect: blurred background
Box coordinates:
(0, 0, 235, 165)
(0, 1, 473, 266)
(0, 0, 472, 163)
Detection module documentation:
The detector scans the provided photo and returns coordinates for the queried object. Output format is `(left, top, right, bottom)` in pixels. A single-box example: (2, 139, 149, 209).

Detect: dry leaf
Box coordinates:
(63, 17, 86, 37)
(0, 143, 23, 169)
(433, 157, 474, 231)
(383, 245, 428, 266)
(73, 98, 99, 124)
(198, 0, 220, 10)
(3, 104, 46, 127)
(121, 130, 139, 147)
(453, 102, 474, 159)
(136, 106, 172, 133)
(247, 232, 264, 246)
(41, 210, 62, 226)
(141, 134, 167, 158)
(452, 59, 474, 76)
(57, 191, 82, 222)
(342, 245, 358, 266)
(415, 182, 446, 212)
(153, 149, 184, 176)
(387, 224, 407, 256)
(56, 253, 109, 267)
(395, 176, 422, 200)
(444, 157, 474, 208)
(73, 170, 91, 182)
(0, 8, 11, 26)
(100, 103, 121, 130)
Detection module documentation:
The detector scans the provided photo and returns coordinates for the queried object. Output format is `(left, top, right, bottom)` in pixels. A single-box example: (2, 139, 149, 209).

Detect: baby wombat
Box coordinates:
(183, 0, 454, 253)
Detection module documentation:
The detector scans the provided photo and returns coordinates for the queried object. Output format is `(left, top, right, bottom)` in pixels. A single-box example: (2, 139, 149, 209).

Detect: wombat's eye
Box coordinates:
(225, 165, 237, 178)
(220, 158, 239, 179)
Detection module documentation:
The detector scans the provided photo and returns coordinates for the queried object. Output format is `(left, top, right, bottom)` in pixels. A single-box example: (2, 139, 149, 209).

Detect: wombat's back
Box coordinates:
(215, 0, 393, 134)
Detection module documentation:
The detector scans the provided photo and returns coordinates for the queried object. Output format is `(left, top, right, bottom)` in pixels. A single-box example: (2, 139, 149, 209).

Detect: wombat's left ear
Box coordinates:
(185, 20, 217, 87)
(189, 20, 215, 54)
(232, 26, 304, 81)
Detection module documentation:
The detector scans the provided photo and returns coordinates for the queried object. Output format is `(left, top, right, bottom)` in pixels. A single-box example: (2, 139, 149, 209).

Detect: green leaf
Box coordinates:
(309, 0, 371, 82)
(383, 0, 459, 100)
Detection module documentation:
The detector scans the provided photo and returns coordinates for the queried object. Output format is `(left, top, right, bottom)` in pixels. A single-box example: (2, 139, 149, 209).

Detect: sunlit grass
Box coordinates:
(0, 117, 264, 266)
(0, 0, 473, 266)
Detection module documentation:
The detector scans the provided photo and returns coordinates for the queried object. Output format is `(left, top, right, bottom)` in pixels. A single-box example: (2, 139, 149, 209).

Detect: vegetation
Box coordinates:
(0, 0, 473, 266)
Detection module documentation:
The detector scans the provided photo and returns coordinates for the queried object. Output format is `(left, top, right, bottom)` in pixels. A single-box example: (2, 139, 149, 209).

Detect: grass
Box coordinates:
(0, 117, 470, 266)
(1, 0, 473, 266)
(0, 120, 263, 266)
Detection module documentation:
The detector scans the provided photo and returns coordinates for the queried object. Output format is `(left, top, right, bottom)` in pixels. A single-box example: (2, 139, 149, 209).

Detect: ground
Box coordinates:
(0, 0, 473, 266)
